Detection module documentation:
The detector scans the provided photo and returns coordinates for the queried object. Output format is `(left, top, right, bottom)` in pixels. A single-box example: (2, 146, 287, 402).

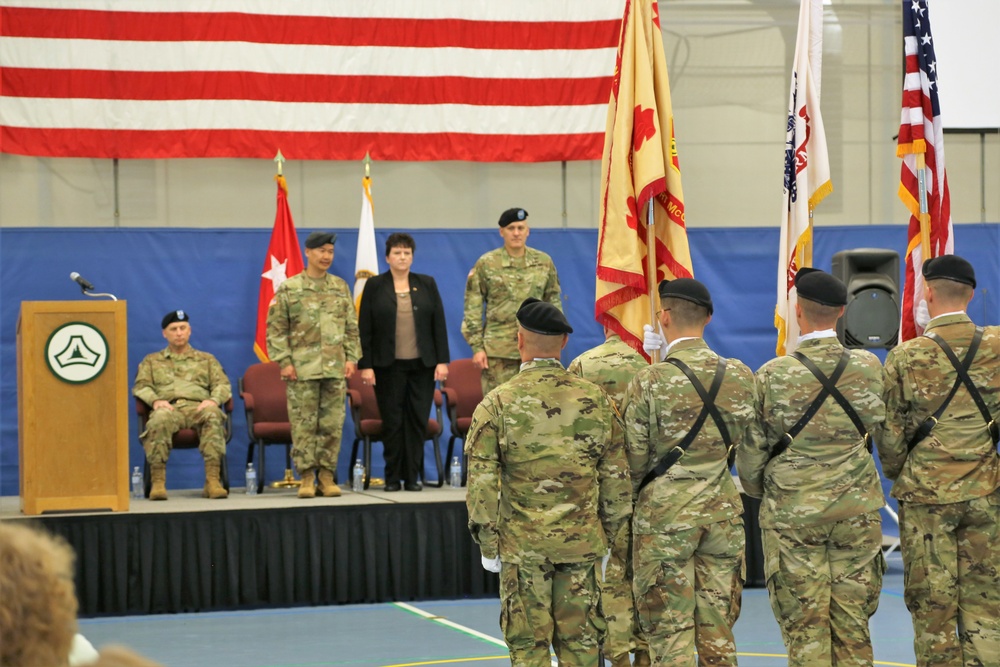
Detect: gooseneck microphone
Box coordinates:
(70, 272, 95, 291)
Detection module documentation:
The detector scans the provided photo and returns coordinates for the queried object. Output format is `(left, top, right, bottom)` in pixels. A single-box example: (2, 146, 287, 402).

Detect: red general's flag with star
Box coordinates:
(254, 174, 304, 361)
(596, 0, 692, 360)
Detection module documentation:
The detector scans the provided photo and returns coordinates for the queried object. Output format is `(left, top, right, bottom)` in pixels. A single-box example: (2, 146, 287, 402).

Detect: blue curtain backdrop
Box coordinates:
(2, 224, 997, 495)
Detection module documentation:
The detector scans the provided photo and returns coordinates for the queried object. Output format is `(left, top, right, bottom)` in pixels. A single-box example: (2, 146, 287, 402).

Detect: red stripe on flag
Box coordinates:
(1, 68, 611, 107)
(0, 127, 605, 162)
(1, 7, 620, 49)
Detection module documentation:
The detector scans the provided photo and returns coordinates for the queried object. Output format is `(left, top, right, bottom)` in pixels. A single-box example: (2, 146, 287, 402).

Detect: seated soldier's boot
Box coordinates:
(298, 468, 317, 498)
(317, 469, 342, 497)
(632, 650, 651, 667)
(203, 462, 228, 499)
(149, 464, 168, 501)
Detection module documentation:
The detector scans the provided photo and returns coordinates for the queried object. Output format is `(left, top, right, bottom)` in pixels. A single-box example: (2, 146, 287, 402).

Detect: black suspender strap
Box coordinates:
(767, 349, 852, 462)
(637, 357, 730, 494)
(792, 350, 872, 452)
(912, 327, 997, 448)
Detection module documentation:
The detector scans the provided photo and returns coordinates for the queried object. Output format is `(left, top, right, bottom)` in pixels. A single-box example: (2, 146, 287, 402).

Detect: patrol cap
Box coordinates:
(498, 208, 528, 227)
(794, 267, 847, 306)
(305, 231, 337, 248)
(516, 297, 573, 335)
(161, 310, 189, 329)
(657, 278, 713, 315)
(922, 254, 976, 288)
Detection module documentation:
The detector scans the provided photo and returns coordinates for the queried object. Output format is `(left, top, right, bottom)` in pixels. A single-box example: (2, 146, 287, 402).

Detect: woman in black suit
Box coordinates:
(358, 233, 450, 491)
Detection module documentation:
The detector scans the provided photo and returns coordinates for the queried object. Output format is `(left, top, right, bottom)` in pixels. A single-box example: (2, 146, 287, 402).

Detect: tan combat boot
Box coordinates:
(633, 650, 651, 667)
(149, 464, 168, 500)
(298, 468, 316, 498)
(203, 462, 228, 499)
(317, 469, 342, 497)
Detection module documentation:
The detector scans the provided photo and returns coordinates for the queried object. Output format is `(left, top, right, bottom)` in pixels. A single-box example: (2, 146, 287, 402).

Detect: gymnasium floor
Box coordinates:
(78, 564, 918, 667)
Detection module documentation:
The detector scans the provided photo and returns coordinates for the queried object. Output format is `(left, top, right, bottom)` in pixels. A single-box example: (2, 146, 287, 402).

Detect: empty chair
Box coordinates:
(239, 362, 294, 494)
(440, 358, 483, 487)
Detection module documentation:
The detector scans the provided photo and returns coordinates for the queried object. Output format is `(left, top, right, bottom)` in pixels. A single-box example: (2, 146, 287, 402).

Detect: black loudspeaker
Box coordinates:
(831, 248, 900, 349)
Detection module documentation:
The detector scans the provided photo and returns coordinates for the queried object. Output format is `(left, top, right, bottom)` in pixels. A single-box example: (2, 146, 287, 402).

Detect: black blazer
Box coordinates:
(358, 271, 450, 369)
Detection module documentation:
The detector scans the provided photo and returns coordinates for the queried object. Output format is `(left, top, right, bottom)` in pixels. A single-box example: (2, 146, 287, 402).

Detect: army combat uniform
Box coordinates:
(881, 312, 1000, 666)
(568, 334, 650, 664)
(622, 339, 756, 667)
(738, 335, 886, 666)
(466, 359, 632, 667)
(133, 347, 232, 465)
(461, 246, 561, 394)
(267, 272, 361, 475)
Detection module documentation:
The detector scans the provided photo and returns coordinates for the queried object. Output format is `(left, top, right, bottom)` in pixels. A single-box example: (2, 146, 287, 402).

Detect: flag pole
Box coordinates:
(916, 154, 931, 259)
(645, 200, 660, 364)
(273, 149, 284, 176)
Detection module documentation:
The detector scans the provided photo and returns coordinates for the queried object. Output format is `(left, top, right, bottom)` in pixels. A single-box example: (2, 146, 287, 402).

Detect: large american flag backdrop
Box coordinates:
(0, 1, 623, 161)
(896, 0, 952, 341)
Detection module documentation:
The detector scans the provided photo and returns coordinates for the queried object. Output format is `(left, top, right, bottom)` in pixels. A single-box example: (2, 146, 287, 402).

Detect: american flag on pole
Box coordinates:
(354, 171, 379, 311)
(595, 0, 692, 360)
(0, 1, 621, 162)
(254, 173, 303, 362)
(775, 0, 832, 356)
(897, 0, 952, 342)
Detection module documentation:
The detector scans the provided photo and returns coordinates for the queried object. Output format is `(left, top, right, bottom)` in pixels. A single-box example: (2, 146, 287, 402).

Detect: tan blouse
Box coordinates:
(394, 291, 419, 360)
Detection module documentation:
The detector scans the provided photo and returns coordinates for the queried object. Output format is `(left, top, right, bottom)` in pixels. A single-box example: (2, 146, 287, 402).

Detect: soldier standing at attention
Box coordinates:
(467, 298, 632, 667)
(568, 329, 650, 667)
(462, 207, 562, 395)
(133, 310, 232, 501)
(267, 231, 361, 499)
(737, 268, 886, 666)
(623, 278, 757, 666)
(880, 255, 1000, 666)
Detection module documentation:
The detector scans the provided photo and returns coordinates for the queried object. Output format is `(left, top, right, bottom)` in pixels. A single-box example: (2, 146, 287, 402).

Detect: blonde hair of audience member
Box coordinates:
(0, 522, 78, 667)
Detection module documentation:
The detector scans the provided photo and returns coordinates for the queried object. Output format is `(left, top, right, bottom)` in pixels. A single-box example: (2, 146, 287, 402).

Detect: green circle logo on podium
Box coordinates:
(45, 322, 109, 384)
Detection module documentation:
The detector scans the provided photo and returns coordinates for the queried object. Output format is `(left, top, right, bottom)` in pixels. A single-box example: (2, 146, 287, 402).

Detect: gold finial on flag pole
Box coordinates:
(274, 149, 285, 176)
(363, 152, 371, 178)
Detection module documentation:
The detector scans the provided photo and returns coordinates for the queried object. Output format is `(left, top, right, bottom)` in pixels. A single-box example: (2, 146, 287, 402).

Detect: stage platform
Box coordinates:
(1, 484, 768, 618)
(1, 485, 500, 617)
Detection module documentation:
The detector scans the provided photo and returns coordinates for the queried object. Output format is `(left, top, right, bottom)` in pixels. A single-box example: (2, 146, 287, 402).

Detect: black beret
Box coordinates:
(161, 310, 189, 329)
(305, 231, 337, 248)
(794, 267, 847, 306)
(516, 297, 573, 335)
(658, 278, 713, 315)
(498, 208, 528, 227)
(922, 254, 976, 288)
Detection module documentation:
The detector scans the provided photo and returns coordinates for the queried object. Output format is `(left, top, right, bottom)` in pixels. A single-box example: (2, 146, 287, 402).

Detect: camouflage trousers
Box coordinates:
(481, 357, 520, 396)
(602, 521, 647, 660)
(500, 560, 605, 667)
(285, 377, 346, 473)
(762, 511, 885, 666)
(633, 518, 745, 667)
(141, 400, 226, 465)
(899, 491, 1000, 667)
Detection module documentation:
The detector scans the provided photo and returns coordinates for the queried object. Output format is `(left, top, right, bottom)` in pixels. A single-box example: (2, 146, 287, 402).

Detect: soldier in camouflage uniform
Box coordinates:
(737, 268, 886, 666)
(462, 207, 562, 395)
(568, 329, 650, 667)
(467, 298, 632, 667)
(880, 255, 1000, 667)
(623, 278, 756, 667)
(133, 310, 232, 500)
(267, 231, 361, 499)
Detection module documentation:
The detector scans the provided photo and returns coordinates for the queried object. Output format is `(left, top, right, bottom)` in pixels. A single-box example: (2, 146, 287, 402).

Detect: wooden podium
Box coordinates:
(17, 301, 130, 514)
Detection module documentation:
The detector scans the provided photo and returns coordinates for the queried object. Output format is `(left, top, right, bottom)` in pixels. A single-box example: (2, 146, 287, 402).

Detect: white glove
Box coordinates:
(481, 554, 502, 573)
(642, 324, 667, 357)
(915, 299, 931, 329)
(600, 550, 611, 578)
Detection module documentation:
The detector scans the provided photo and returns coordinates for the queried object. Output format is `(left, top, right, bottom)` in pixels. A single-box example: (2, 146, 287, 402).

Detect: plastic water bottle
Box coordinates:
(245, 463, 258, 495)
(130, 466, 143, 500)
(450, 456, 462, 488)
(352, 459, 365, 492)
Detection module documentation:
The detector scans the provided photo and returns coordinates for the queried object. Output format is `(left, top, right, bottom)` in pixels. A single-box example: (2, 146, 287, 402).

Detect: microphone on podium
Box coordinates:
(70, 272, 95, 291)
